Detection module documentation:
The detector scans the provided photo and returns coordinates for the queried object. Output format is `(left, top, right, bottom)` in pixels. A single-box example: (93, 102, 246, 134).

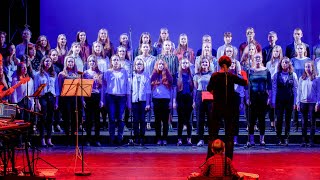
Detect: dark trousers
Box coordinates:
(101, 94, 109, 128)
(38, 93, 55, 139)
(177, 92, 193, 139)
(53, 109, 61, 127)
(195, 91, 212, 140)
(84, 93, 101, 142)
(208, 102, 236, 160)
(300, 102, 316, 143)
(234, 94, 241, 136)
(268, 106, 275, 123)
(152, 98, 170, 141)
(60, 96, 82, 143)
(249, 92, 268, 135)
(108, 94, 126, 142)
(101, 107, 108, 128)
(132, 101, 147, 140)
(124, 107, 130, 126)
(293, 109, 300, 128)
(16, 97, 32, 122)
(276, 99, 293, 139)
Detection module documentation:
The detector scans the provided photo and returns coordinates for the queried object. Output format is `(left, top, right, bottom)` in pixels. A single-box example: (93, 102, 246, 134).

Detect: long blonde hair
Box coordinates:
(161, 40, 173, 55)
(176, 34, 189, 54)
(301, 61, 317, 81)
(62, 56, 78, 75)
(92, 41, 106, 58)
(200, 42, 213, 59)
(196, 57, 211, 73)
(56, 34, 68, 55)
(97, 28, 112, 50)
(241, 43, 257, 68)
(270, 45, 283, 63)
(67, 42, 81, 56)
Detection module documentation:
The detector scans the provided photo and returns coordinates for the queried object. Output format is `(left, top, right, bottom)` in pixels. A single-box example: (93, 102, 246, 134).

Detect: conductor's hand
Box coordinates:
(83, 101, 86, 108)
(100, 101, 104, 108)
(54, 103, 58, 110)
(145, 105, 150, 111)
(192, 102, 196, 109)
(315, 104, 319, 112)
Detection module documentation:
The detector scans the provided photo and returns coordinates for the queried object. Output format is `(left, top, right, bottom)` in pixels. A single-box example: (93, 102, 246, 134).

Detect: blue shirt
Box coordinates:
(291, 57, 311, 79)
(193, 71, 213, 91)
(249, 69, 272, 93)
(34, 71, 58, 96)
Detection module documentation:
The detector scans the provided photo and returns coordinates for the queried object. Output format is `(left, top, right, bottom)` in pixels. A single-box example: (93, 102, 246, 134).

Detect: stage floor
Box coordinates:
(11, 145, 320, 180)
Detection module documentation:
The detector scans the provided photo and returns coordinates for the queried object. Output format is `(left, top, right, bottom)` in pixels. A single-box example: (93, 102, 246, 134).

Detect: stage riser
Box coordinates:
(30, 131, 319, 147)
(28, 115, 320, 146)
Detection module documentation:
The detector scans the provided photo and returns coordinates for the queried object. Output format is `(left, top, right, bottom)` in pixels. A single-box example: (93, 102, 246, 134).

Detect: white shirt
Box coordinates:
(34, 71, 58, 96)
(297, 77, 320, 105)
(11, 75, 34, 104)
(131, 72, 151, 102)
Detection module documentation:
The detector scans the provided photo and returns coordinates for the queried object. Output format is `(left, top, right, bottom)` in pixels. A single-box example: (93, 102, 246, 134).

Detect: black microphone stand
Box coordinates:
(119, 26, 147, 149)
(127, 26, 135, 146)
(21, 21, 37, 176)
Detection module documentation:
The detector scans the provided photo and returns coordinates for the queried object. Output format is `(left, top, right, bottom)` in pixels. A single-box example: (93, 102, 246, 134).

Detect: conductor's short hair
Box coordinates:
(218, 55, 232, 68)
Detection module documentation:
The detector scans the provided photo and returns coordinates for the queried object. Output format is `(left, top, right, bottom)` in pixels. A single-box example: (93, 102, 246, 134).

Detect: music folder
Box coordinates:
(201, 91, 213, 102)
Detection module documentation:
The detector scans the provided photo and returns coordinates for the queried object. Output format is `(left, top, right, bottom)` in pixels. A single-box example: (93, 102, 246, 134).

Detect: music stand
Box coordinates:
(22, 83, 56, 176)
(201, 91, 213, 102)
(31, 84, 47, 98)
(27, 83, 46, 124)
(61, 78, 93, 176)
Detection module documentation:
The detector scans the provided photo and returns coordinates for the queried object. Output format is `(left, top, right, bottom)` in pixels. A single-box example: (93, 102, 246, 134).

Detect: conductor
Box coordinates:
(207, 55, 248, 160)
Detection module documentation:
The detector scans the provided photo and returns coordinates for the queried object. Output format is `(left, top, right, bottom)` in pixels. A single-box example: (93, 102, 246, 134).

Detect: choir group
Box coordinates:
(0, 27, 319, 147)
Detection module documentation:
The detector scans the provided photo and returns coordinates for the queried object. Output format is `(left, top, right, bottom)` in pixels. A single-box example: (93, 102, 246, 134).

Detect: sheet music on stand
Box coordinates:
(60, 78, 93, 176)
(61, 79, 94, 97)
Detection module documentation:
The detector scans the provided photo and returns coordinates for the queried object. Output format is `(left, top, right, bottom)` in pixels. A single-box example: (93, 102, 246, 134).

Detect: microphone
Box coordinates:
(129, 26, 132, 33)
(77, 71, 84, 75)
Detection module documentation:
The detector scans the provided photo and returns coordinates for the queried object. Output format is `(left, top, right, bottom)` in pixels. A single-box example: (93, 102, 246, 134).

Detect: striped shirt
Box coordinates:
(157, 54, 179, 84)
